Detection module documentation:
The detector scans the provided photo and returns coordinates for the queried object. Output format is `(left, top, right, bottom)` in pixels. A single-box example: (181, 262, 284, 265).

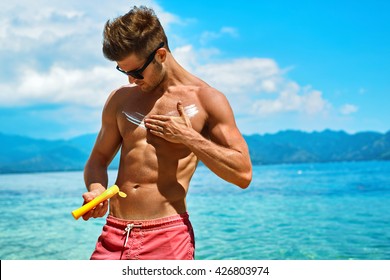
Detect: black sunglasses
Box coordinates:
(116, 42, 165, 79)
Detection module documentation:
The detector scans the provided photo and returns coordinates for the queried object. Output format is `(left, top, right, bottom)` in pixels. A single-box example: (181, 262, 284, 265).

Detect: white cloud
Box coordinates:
(221, 27, 239, 37)
(251, 83, 329, 116)
(0, 0, 178, 108)
(0, 1, 338, 137)
(340, 104, 358, 115)
(174, 44, 330, 117)
(200, 27, 239, 45)
(0, 65, 127, 107)
(173, 45, 199, 70)
(0, 5, 93, 52)
(194, 58, 282, 94)
(0, 1, 178, 63)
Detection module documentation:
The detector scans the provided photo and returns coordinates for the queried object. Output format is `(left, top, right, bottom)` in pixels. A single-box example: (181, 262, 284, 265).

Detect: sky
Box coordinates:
(0, 0, 389, 139)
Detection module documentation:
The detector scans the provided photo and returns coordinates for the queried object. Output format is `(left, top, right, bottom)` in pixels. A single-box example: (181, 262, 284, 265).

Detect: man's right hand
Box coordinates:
(81, 189, 109, 220)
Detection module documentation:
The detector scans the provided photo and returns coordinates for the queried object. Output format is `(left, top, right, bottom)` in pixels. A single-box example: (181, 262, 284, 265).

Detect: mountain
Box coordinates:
(0, 132, 93, 173)
(245, 129, 390, 164)
(0, 130, 389, 173)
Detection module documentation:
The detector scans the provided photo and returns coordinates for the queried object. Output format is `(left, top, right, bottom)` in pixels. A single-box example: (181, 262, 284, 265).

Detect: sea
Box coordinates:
(0, 160, 389, 260)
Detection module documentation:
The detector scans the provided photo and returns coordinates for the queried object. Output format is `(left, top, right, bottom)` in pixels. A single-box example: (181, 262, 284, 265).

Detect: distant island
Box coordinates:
(0, 129, 389, 174)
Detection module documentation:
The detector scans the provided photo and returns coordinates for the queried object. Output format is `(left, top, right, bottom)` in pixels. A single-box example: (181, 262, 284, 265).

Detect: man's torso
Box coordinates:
(109, 85, 208, 219)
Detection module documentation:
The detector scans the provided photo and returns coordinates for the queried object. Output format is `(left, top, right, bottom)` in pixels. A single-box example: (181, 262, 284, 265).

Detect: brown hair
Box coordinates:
(102, 6, 170, 61)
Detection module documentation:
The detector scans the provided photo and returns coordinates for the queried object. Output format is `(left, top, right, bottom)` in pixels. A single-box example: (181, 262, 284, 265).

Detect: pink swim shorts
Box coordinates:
(90, 212, 195, 260)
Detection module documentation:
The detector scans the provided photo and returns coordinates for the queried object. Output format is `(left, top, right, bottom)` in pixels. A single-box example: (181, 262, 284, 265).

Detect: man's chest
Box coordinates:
(117, 95, 207, 143)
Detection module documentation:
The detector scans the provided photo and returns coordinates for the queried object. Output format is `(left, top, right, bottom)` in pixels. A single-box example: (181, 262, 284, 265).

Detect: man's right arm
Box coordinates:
(82, 92, 122, 220)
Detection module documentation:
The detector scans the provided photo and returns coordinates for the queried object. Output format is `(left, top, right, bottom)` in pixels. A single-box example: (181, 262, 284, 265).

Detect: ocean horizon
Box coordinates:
(0, 160, 389, 260)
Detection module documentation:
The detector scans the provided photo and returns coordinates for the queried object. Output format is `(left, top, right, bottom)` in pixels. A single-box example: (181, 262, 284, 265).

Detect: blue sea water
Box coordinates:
(0, 161, 389, 260)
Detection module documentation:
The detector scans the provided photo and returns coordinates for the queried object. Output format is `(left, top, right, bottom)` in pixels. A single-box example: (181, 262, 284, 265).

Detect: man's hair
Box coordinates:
(102, 6, 170, 61)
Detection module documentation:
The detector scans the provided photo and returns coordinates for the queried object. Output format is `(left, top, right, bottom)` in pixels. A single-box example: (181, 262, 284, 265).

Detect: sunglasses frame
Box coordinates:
(116, 42, 165, 79)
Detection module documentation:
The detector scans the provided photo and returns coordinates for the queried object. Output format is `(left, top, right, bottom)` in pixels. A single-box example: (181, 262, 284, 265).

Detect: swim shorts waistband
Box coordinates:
(106, 212, 190, 230)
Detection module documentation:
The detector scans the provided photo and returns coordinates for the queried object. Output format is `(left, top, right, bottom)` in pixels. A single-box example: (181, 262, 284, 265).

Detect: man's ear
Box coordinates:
(156, 48, 167, 63)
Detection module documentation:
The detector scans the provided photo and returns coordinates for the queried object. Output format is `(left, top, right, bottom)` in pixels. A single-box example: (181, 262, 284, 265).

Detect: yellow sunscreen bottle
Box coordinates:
(72, 185, 124, 220)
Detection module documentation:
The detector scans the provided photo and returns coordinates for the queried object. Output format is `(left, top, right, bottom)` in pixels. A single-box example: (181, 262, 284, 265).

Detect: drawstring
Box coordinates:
(123, 223, 142, 248)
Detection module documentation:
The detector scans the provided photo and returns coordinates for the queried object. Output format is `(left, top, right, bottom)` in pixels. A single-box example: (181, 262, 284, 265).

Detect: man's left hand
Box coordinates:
(144, 101, 192, 143)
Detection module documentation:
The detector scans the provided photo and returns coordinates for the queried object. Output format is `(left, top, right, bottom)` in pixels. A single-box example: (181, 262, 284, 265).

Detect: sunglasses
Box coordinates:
(116, 42, 165, 79)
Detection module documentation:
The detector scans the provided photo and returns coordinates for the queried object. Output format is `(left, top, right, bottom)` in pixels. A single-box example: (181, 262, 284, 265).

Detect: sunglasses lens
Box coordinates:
(130, 73, 143, 79)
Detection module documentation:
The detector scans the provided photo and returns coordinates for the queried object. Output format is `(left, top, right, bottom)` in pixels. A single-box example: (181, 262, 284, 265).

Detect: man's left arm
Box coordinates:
(144, 92, 252, 189)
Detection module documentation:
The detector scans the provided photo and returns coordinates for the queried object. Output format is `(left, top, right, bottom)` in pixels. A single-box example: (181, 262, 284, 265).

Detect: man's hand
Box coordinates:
(81, 189, 108, 220)
(145, 101, 192, 143)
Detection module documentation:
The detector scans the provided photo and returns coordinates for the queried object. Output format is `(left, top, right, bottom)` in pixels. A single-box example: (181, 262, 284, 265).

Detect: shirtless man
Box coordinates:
(81, 6, 252, 260)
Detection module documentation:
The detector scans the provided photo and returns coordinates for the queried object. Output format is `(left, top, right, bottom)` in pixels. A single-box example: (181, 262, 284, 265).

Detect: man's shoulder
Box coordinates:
(107, 85, 138, 101)
(169, 85, 225, 107)
(112, 84, 138, 96)
(102, 85, 138, 110)
(175, 83, 222, 96)
(195, 85, 227, 103)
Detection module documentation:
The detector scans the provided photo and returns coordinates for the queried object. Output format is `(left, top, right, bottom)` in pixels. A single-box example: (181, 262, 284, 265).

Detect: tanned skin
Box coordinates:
(82, 45, 252, 221)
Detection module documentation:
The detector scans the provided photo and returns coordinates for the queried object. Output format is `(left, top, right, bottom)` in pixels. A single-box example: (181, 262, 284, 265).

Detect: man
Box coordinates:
(81, 6, 252, 260)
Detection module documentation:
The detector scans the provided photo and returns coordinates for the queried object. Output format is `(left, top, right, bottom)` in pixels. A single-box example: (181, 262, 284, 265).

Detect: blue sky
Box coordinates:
(0, 0, 389, 139)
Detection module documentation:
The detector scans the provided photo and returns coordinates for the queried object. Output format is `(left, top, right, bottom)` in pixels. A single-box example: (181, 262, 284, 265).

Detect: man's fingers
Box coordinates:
(147, 115, 170, 121)
(177, 101, 185, 116)
(177, 101, 192, 128)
